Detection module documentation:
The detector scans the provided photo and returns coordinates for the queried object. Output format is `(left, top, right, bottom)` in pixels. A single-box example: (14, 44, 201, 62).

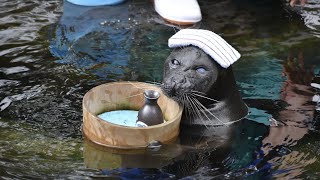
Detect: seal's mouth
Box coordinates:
(161, 84, 175, 97)
(161, 83, 182, 104)
(161, 83, 192, 106)
(161, 84, 175, 98)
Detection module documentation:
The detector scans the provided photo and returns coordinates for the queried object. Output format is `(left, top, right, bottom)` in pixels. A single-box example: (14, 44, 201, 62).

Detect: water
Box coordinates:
(98, 110, 138, 127)
(1, 0, 320, 179)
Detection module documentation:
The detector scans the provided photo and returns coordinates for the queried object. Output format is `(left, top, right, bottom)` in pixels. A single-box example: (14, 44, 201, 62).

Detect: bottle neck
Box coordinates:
(145, 98, 158, 105)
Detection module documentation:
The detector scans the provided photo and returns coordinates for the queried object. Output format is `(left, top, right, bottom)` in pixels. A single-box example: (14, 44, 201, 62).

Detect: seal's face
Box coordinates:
(162, 46, 220, 104)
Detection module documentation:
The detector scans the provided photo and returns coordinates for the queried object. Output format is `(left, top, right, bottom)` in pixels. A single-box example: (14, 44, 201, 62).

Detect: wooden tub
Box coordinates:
(82, 81, 183, 149)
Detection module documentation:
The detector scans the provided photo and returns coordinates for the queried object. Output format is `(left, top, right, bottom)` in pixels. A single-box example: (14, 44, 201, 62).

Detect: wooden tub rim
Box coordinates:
(82, 81, 183, 130)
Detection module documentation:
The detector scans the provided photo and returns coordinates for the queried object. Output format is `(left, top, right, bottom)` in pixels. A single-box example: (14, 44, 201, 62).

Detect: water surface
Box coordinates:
(1, 0, 320, 179)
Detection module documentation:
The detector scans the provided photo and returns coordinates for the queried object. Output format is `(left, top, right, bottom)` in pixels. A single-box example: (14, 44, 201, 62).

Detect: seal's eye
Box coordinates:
(196, 67, 206, 74)
(171, 59, 180, 67)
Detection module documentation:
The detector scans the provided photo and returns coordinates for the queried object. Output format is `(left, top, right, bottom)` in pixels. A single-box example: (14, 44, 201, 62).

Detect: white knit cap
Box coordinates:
(168, 29, 241, 68)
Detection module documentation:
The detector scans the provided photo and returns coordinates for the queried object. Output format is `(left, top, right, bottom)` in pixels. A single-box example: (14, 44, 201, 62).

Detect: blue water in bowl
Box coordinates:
(98, 110, 138, 127)
(66, 0, 126, 6)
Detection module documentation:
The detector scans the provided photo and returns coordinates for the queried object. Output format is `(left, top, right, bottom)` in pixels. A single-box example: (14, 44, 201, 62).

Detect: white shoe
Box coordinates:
(311, 83, 320, 89)
(154, 0, 202, 25)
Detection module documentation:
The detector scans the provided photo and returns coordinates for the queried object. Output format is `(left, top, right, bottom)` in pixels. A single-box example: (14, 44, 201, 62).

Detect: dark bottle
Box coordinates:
(136, 90, 164, 127)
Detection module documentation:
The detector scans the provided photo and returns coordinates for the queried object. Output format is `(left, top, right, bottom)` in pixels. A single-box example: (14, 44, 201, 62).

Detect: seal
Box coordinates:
(161, 46, 248, 139)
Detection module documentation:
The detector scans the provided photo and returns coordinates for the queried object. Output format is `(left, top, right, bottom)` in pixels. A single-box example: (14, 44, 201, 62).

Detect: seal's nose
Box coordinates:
(161, 82, 176, 97)
(172, 76, 186, 84)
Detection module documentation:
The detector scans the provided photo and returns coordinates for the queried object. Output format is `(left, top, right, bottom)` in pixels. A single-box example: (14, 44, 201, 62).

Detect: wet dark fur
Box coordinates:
(161, 46, 248, 140)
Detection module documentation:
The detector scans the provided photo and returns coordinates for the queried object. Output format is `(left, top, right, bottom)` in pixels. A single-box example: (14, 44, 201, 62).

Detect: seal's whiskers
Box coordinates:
(182, 95, 190, 117)
(187, 96, 209, 128)
(126, 81, 162, 103)
(186, 95, 200, 124)
(186, 96, 201, 124)
(128, 81, 148, 90)
(190, 96, 212, 127)
(193, 98, 226, 125)
(190, 90, 207, 95)
(188, 96, 211, 128)
(182, 95, 194, 124)
(190, 92, 220, 102)
(128, 81, 160, 91)
(144, 81, 161, 86)
(127, 93, 144, 98)
(183, 95, 195, 123)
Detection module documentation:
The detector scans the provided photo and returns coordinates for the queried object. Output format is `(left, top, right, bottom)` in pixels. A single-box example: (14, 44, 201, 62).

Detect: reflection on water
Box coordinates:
(83, 138, 184, 170)
(259, 50, 316, 179)
(299, 0, 320, 37)
(1, 0, 320, 179)
(50, 0, 171, 80)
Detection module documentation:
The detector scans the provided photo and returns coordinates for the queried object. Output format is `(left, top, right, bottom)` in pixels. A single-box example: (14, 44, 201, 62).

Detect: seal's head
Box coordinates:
(161, 29, 248, 127)
(162, 46, 220, 104)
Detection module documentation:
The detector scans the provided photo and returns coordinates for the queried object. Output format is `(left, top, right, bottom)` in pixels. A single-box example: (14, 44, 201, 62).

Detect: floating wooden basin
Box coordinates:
(82, 81, 183, 149)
